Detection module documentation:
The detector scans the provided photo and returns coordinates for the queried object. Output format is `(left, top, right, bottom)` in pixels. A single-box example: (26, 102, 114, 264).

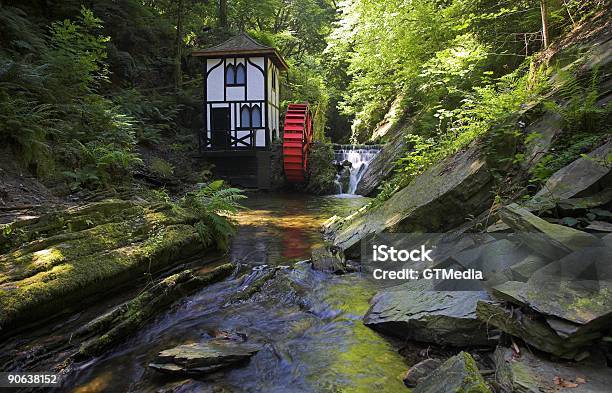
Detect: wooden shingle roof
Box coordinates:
(192, 32, 288, 71)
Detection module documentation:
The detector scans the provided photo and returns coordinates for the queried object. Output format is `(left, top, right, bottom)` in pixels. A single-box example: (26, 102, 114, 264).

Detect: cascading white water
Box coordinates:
(334, 146, 380, 194)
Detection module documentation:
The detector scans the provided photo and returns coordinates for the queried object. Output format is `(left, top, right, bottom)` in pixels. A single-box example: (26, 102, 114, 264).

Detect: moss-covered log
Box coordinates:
(0, 200, 207, 334)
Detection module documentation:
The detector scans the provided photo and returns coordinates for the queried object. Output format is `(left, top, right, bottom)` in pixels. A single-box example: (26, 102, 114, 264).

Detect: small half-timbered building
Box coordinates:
(192, 33, 288, 188)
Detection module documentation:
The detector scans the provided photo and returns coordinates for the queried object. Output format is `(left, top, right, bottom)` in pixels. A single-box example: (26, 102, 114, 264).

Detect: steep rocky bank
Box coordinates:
(321, 18, 612, 393)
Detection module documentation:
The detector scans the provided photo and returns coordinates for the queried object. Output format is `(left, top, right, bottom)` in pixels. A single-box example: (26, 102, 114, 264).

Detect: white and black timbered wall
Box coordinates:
(202, 55, 281, 150)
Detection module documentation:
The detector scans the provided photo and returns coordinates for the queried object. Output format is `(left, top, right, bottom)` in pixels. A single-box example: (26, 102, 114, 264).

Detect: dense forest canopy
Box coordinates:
(0, 0, 607, 192)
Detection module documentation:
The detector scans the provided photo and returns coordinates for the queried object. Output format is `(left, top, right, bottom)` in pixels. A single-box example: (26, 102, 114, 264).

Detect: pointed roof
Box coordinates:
(192, 32, 288, 71)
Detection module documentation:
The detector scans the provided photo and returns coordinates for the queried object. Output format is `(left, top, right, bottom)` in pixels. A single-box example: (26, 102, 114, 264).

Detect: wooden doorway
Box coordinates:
(211, 107, 230, 149)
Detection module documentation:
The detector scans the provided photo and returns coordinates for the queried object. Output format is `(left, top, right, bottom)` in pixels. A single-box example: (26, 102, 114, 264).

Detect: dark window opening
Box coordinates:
(225, 64, 235, 85)
(240, 105, 251, 128)
(251, 105, 262, 128)
(236, 64, 246, 85)
(227, 62, 246, 86)
(272, 70, 276, 90)
(239, 105, 263, 129)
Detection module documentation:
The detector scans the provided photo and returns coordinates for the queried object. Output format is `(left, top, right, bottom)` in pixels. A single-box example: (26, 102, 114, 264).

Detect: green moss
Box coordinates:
(0, 200, 205, 331)
(458, 352, 492, 393)
(75, 263, 234, 359)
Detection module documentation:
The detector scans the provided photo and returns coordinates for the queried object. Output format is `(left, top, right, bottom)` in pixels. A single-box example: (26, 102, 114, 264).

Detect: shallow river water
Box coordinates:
(65, 193, 408, 393)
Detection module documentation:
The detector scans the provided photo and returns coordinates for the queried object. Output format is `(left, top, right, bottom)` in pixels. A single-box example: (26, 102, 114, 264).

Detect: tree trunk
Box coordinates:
(219, 0, 228, 29)
(540, 0, 549, 49)
(175, 0, 184, 91)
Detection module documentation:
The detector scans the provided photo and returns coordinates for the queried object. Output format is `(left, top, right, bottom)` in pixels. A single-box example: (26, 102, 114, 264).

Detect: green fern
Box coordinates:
(180, 181, 246, 250)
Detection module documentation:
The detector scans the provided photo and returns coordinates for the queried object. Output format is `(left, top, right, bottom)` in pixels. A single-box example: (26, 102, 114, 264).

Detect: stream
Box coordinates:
(63, 193, 408, 393)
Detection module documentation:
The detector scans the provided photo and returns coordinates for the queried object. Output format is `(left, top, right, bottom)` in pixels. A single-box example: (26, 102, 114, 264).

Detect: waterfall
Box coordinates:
(334, 146, 380, 194)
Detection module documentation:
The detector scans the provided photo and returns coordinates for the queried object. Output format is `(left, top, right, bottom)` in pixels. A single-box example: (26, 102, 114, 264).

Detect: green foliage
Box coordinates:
(44, 7, 109, 99)
(376, 61, 549, 202)
(180, 180, 246, 250)
(305, 141, 338, 195)
(529, 70, 610, 185)
(113, 89, 180, 145)
(150, 157, 175, 179)
(545, 70, 610, 134)
(140, 188, 172, 203)
(327, 0, 589, 142)
(0, 6, 149, 188)
(282, 58, 330, 140)
(62, 141, 142, 190)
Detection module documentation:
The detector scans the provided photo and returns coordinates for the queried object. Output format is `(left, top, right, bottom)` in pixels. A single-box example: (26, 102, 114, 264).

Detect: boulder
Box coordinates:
(556, 188, 612, 215)
(149, 338, 260, 375)
(453, 239, 532, 286)
(331, 143, 492, 254)
(476, 300, 588, 359)
(526, 140, 612, 211)
(364, 285, 494, 346)
(499, 203, 601, 260)
(494, 346, 612, 393)
(403, 358, 442, 388)
(491, 246, 612, 327)
(412, 352, 491, 393)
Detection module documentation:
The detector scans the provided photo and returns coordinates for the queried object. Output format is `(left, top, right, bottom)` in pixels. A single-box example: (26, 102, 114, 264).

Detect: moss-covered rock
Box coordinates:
(0, 200, 207, 334)
(74, 263, 235, 360)
(412, 351, 491, 393)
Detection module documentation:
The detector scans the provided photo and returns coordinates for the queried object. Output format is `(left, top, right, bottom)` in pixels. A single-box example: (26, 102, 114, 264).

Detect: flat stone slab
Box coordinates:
(492, 246, 612, 326)
(499, 203, 601, 260)
(527, 141, 612, 210)
(364, 286, 493, 346)
(495, 346, 612, 393)
(149, 339, 260, 375)
(476, 300, 590, 359)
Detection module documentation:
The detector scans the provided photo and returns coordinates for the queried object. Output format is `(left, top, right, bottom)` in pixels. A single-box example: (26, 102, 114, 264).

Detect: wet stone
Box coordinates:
(412, 351, 491, 393)
(363, 285, 494, 347)
(494, 346, 612, 393)
(149, 338, 261, 376)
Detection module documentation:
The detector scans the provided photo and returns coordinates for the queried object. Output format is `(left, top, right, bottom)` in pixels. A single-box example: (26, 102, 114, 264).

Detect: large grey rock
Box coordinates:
(499, 203, 601, 260)
(527, 140, 612, 211)
(477, 245, 612, 359)
(556, 188, 612, 214)
(330, 143, 492, 254)
(476, 300, 595, 360)
(149, 339, 260, 375)
(364, 286, 494, 346)
(412, 352, 491, 393)
(453, 239, 532, 286)
(492, 246, 612, 327)
(494, 346, 612, 393)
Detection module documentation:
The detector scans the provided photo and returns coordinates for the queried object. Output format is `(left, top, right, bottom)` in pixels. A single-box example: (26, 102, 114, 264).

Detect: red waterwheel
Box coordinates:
(283, 103, 313, 183)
